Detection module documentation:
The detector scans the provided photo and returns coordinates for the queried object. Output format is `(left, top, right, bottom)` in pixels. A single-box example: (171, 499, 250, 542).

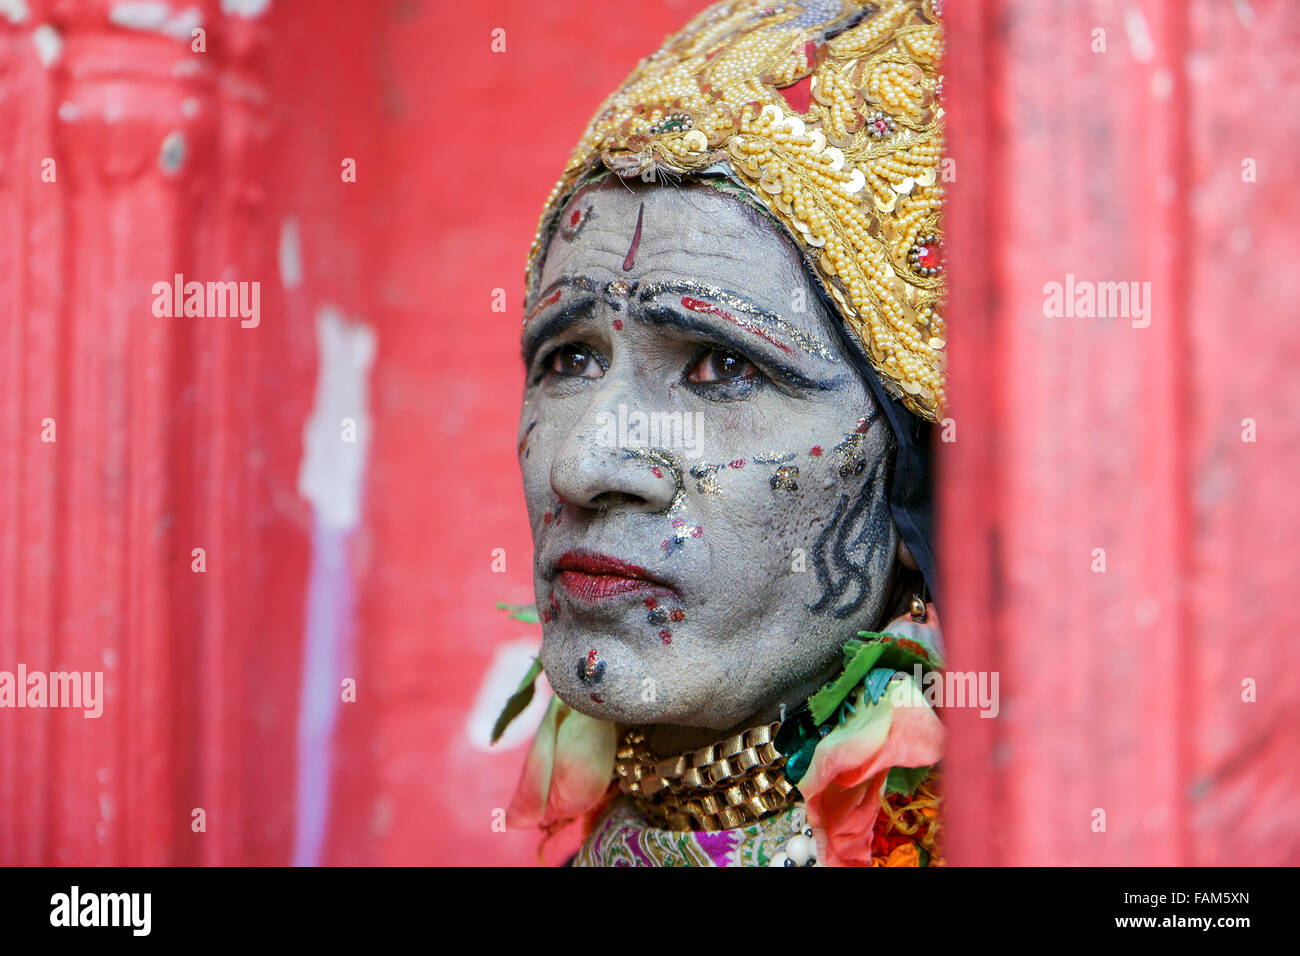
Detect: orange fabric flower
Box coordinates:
(507, 695, 618, 862)
(798, 673, 945, 867)
(880, 843, 921, 867)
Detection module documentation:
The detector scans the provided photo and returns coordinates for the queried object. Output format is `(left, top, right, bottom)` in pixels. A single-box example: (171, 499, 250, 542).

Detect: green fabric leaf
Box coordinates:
(855, 628, 943, 672)
(496, 601, 540, 624)
(863, 666, 896, 705)
(490, 657, 543, 744)
(885, 764, 931, 796)
(807, 641, 885, 725)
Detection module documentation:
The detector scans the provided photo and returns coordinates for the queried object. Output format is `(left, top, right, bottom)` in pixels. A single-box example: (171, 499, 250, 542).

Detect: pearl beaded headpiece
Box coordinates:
(525, 0, 947, 421)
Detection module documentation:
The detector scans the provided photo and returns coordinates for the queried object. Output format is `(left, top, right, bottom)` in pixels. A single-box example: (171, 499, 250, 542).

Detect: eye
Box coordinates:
(687, 349, 759, 384)
(546, 343, 603, 379)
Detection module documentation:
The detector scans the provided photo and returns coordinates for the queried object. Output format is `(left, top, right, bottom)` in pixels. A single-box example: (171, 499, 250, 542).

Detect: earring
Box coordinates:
(909, 583, 929, 622)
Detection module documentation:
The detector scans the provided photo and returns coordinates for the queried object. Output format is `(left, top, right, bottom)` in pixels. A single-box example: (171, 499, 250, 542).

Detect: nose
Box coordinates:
(549, 397, 683, 515)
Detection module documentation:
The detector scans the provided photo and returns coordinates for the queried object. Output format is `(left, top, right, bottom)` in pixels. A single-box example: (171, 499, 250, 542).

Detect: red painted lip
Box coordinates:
(554, 551, 674, 603)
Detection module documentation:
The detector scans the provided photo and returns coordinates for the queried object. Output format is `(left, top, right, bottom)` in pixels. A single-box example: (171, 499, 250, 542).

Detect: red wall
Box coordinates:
(943, 0, 1300, 864)
(1, 0, 1296, 866)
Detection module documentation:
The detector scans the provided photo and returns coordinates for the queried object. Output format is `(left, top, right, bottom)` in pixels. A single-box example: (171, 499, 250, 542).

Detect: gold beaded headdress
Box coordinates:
(525, 0, 947, 420)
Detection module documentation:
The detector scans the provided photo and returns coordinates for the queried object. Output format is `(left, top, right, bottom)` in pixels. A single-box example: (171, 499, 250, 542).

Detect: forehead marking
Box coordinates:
(622, 201, 645, 272)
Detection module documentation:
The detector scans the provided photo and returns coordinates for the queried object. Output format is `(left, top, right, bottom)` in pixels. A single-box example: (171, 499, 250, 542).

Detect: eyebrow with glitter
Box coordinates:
(635, 304, 844, 392)
(522, 295, 599, 368)
(523, 275, 600, 326)
(636, 280, 838, 362)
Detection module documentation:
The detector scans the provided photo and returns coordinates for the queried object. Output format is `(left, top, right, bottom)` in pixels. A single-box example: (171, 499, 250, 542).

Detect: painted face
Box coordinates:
(518, 178, 899, 732)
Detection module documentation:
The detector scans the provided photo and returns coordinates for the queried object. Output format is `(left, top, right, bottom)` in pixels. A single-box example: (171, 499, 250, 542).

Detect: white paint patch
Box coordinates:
(221, 0, 271, 18)
(110, 2, 202, 42)
(1135, 598, 1160, 630)
(1149, 68, 1172, 100)
(464, 639, 553, 752)
(1184, 51, 1210, 84)
(1123, 5, 1154, 63)
(32, 24, 62, 66)
(0, 0, 29, 25)
(279, 218, 303, 291)
(297, 306, 376, 531)
(1229, 227, 1251, 256)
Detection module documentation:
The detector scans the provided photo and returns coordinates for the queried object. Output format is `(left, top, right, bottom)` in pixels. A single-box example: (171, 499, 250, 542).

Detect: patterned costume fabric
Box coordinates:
(524, 0, 947, 420)
(573, 776, 944, 867)
(574, 798, 808, 867)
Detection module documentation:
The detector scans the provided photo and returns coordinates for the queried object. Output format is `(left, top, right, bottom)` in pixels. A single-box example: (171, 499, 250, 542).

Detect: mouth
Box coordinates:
(553, 550, 676, 604)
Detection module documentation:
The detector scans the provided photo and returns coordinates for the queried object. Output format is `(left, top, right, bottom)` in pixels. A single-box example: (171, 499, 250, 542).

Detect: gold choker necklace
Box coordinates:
(614, 722, 796, 832)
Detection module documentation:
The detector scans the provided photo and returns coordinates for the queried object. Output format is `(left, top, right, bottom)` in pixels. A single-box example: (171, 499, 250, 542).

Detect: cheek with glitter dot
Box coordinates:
(690, 463, 723, 495)
(661, 522, 702, 555)
(541, 591, 560, 623)
(648, 603, 685, 627)
(578, 649, 606, 685)
(770, 465, 799, 491)
(518, 421, 537, 458)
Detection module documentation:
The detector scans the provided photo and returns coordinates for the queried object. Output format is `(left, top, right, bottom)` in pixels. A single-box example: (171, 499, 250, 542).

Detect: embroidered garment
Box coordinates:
(573, 767, 945, 867)
(573, 798, 807, 867)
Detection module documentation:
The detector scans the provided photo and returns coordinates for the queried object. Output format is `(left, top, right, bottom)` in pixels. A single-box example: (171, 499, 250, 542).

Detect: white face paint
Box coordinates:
(518, 179, 899, 741)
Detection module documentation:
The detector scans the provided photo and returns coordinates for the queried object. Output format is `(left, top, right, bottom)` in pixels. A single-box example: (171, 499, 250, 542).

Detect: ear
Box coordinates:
(896, 537, 919, 571)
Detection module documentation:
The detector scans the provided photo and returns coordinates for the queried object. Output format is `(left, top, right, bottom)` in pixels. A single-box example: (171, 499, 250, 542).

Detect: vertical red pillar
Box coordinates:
(0, 0, 65, 865)
(0, 0, 309, 866)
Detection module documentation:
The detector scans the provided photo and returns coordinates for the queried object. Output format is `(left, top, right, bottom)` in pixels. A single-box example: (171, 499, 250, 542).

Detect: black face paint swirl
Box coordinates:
(807, 454, 893, 619)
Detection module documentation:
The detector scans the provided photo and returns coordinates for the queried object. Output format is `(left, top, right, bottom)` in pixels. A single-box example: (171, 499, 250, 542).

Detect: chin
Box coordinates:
(540, 630, 746, 730)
